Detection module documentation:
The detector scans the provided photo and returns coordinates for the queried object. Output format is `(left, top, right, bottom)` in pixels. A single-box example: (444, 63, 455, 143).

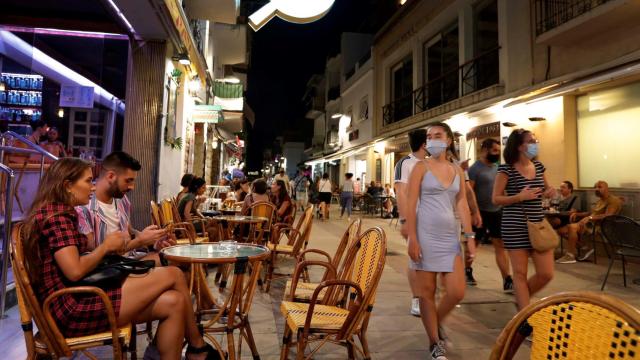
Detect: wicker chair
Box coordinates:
(279, 227, 387, 360)
(264, 206, 315, 292)
(10, 223, 133, 360)
(161, 199, 209, 243)
(600, 215, 640, 290)
(150, 200, 195, 245)
(490, 291, 640, 360)
(245, 201, 277, 244)
(284, 218, 362, 302)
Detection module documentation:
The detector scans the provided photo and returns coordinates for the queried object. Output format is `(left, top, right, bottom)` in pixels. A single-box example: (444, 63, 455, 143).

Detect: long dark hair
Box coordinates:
(188, 177, 206, 194)
(426, 122, 458, 160)
(23, 158, 93, 284)
(273, 179, 288, 205)
(503, 129, 531, 165)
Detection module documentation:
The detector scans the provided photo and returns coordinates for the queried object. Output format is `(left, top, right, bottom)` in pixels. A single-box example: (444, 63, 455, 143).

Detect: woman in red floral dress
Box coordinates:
(22, 158, 219, 360)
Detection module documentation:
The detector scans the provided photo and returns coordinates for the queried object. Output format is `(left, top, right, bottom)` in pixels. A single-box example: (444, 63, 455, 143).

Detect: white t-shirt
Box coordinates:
(394, 153, 421, 184)
(97, 199, 121, 234)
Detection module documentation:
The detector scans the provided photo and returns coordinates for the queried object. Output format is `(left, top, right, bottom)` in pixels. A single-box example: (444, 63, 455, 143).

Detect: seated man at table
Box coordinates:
(549, 180, 582, 228)
(76, 151, 173, 264)
(556, 180, 622, 264)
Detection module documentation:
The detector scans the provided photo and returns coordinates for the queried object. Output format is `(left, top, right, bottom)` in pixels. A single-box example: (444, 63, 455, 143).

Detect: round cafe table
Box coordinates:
(161, 243, 270, 360)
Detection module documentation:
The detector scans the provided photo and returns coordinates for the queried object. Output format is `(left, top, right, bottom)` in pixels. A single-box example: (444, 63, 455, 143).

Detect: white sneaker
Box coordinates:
(430, 340, 447, 360)
(410, 297, 420, 316)
(556, 253, 576, 264)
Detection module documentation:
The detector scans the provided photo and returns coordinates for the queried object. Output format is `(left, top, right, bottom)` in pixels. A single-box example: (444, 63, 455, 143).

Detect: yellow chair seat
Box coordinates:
(176, 238, 191, 245)
(35, 326, 131, 350)
(284, 280, 327, 301)
(280, 301, 349, 332)
(267, 243, 294, 253)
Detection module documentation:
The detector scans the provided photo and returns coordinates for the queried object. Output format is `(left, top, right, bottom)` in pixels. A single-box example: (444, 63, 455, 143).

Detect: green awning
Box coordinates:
(214, 81, 243, 99)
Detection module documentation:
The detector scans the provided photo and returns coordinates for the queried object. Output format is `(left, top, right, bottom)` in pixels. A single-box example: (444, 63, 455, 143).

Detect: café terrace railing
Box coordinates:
(383, 46, 500, 127)
(534, 0, 613, 35)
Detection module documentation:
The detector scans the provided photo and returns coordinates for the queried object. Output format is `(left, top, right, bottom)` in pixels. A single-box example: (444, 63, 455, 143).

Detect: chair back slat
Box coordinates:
(150, 201, 162, 227)
(291, 206, 315, 253)
(332, 227, 386, 338)
(248, 201, 276, 231)
(11, 223, 70, 356)
(331, 218, 362, 273)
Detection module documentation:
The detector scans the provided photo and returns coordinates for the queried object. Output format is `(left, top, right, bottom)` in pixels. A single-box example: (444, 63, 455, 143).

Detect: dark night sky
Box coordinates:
(245, 0, 379, 171)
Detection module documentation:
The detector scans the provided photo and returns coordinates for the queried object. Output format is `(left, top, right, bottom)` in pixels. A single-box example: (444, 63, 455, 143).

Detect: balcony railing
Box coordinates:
(534, 0, 613, 35)
(383, 46, 500, 127)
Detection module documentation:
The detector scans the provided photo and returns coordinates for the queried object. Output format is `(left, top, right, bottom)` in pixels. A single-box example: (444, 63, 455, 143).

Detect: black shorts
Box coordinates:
(318, 192, 332, 204)
(480, 210, 502, 239)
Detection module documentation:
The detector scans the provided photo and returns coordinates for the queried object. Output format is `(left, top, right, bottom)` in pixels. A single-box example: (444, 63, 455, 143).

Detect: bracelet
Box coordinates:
(463, 232, 475, 239)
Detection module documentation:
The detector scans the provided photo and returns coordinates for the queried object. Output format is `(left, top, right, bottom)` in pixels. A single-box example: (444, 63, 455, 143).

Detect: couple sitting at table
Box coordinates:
(241, 178, 293, 223)
(555, 180, 622, 264)
(24, 155, 221, 359)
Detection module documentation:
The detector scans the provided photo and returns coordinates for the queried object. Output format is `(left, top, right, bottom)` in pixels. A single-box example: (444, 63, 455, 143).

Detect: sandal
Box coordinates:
(185, 343, 224, 360)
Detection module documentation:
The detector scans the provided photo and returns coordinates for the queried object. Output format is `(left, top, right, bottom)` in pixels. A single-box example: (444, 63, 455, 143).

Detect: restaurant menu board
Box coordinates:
(59, 85, 94, 109)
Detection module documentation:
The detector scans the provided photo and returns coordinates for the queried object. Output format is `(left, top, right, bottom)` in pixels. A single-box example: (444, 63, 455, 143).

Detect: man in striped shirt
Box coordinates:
(394, 129, 428, 316)
(76, 151, 172, 262)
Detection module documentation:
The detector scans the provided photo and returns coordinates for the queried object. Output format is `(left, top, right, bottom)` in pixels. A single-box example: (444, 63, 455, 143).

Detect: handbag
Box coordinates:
(67, 255, 156, 289)
(520, 204, 560, 251)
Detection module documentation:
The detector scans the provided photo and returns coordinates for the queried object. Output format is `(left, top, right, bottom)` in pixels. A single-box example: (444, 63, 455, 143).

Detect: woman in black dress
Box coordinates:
(492, 129, 556, 310)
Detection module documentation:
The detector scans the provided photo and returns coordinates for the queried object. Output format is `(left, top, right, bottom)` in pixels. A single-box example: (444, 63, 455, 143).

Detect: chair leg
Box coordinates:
(129, 325, 138, 360)
(622, 256, 627, 287)
(295, 331, 306, 360)
(265, 253, 276, 293)
(359, 329, 372, 360)
(346, 339, 355, 360)
(601, 256, 615, 291)
(280, 326, 292, 360)
(592, 228, 598, 264)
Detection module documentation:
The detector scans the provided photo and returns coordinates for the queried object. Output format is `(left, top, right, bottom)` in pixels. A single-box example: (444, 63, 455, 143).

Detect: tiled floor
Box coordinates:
(1, 208, 639, 359)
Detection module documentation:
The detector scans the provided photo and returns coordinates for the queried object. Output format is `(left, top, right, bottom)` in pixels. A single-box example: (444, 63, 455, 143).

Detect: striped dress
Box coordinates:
(498, 161, 546, 250)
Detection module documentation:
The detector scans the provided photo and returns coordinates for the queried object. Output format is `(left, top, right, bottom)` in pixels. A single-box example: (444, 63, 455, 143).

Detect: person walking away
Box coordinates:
(406, 123, 475, 360)
(468, 138, 513, 293)
(317, 173, 332, 220)
(340, 173, 355, 220)
(395, 129, 428, 317)
(492, 129, 555, 314)
(293, 169, 310, 211)
(556, 180, 621, 263)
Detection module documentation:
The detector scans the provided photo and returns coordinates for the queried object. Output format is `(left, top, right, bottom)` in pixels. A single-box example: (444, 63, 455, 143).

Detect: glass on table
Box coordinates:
(219, 240, 238, 253)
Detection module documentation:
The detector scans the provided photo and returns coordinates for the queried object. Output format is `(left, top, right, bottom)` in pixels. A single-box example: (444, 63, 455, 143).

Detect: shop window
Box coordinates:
(577, 82, 640, 189)
(69, 109, 107, 159)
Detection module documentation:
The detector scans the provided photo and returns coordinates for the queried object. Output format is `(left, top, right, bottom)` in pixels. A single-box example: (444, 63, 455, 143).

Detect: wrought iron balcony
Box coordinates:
(383, 46, 500, 127)
(535, 0, 614, 35)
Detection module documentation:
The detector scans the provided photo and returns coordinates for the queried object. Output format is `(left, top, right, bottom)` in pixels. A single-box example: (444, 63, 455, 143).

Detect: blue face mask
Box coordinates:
(427, 140, 448, 157)
(525, 143, 538, 159)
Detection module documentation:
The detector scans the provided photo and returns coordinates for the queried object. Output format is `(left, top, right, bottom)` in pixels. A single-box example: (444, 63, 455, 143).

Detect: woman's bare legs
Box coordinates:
(437, 256, 465, 323)
(118, 266, 206, 358)
(415, 270, 439, 344)
(508, 249, 554, 310)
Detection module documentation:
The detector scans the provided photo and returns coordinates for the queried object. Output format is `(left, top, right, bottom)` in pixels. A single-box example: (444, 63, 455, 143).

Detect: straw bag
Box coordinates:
(520, 204, 560, 251)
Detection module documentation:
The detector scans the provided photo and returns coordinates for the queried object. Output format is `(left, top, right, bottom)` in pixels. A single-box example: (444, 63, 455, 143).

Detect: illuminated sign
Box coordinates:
(249, 0, 336, 31)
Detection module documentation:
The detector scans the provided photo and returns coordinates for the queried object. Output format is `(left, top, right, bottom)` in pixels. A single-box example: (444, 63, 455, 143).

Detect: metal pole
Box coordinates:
(0, 170, 14, 318)
(39, 156, 45, 180)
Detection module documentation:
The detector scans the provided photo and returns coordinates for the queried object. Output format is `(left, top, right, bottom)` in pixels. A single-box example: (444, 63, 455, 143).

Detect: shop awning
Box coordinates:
(505, 59, 640, 107)
(0, 30, 125, 114)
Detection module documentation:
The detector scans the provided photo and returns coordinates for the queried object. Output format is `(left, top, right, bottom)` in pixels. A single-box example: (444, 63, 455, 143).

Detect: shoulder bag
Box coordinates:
(66, 254, 155, 289)
(520, 203, 559, 252)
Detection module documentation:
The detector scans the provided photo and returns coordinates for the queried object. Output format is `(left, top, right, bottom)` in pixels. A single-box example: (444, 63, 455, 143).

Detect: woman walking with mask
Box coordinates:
(406, 122, 475, 360)
(492, 129, 555, 314)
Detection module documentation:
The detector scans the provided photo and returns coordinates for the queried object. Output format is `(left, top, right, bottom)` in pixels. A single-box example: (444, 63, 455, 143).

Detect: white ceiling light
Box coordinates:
(249, 0, 336, 31)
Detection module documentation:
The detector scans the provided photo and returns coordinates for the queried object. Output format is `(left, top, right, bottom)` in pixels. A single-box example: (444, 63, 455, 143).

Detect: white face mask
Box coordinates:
(427, 139, 448, 157)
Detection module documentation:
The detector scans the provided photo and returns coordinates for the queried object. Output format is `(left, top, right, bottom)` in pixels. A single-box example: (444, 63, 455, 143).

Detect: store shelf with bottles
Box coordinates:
(0, 90, 43, 107)
(0, 107, 42, 122)
(0, 72, 44, 91)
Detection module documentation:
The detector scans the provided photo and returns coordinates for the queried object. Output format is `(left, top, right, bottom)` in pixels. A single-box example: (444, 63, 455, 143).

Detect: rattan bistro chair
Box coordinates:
(264, 206, 315, 292)
(279, 227, 387, 360)
(245, 201, 277, 244)
(150, 200, 195, 245)
(600, 215, 640, 290)
(161, 199, 209, 243)
(284, 218, 362, 302)
(490, 291, 640, 360)
(11, 223, 133, 360)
